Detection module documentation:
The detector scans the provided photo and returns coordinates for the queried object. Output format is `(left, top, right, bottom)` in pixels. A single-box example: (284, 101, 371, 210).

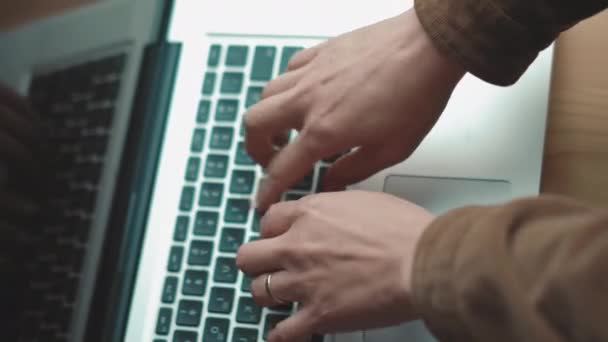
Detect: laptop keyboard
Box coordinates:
(153, 43, 331, 342)
(19, 53, 126, 342)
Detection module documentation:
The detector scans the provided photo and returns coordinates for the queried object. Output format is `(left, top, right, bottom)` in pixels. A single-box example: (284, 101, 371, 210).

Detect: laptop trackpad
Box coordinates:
(383, 175, 512, 214)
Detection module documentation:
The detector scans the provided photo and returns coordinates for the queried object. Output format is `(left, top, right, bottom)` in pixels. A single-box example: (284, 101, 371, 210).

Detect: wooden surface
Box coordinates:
(2, 3, 608, 206)
(541, 11, 608, 207)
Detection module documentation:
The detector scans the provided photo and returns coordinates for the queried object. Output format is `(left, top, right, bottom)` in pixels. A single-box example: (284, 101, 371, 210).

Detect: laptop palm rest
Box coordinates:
(383, 175, 512, 214)
(351, 176, 511, 341)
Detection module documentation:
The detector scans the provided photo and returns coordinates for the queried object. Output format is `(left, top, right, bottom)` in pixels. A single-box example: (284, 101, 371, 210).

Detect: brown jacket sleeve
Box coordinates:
(411, 195, 608, 341)
(414, 0, 608, 85)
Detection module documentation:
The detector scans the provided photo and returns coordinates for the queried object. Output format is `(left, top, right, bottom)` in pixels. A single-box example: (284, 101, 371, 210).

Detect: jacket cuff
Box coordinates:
(414, 0, 547, 86)
(411, 206, 481, 340)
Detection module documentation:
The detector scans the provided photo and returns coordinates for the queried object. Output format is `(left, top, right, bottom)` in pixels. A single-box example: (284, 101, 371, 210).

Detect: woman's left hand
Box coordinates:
(236, 190, 434, 342)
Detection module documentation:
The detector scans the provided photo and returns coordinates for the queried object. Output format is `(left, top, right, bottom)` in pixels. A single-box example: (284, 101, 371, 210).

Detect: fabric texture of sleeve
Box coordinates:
(414, 0, 608, 85)
(411, 195, 608, 341)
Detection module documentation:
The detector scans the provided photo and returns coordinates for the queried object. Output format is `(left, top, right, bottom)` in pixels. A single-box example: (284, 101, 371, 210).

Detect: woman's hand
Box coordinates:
(236, 190, 435, 342)
(244, 9, 465, 210)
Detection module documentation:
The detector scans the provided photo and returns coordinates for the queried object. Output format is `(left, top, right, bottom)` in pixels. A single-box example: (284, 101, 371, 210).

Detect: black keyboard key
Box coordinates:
(188, 240, 213, 266)
(202, 72, 216, 95)
(176, 300, 202, 327)
(235, 142, 255, 165)
(316, 166, 329, 192)
(292, 171, 314, 191)
(190, 128, 206, 152)
(219, 227, 245, 253)
(264, 314, 289, 340)
(270, 302, 294, 313)
(251, 46, 277, 81)
(214, 257, 238, 283)
(230, 170, 255, 194)
(179, 186, 195, 211)
(208, 45, 222, 67)
(162, 276, 178, 304)
(232, 327, 258, 342)
(205, 154, 229, 178)
(197, 100, 211, 123)
(208, 287, 235, 314)
(280, 46, 303, 74)
(155, 307, 172, 335)
(203, 317, 230, 342)
(184, 157, 201, 182)
(182, 270, 207, 296)
(226, 45, 249, 66)
(285, 193, 305, 201)
(225, 199, 250, 223)
(210, 127, 234, 150)
(167, 246, 184, 272)
(236, 297, 262, 324)
(154, 339, 167, 342)
(215, 99, 239, 122)
(245, 86, 263, 108)
(241, 275, 252, 293)
(174, 216, 189, 241)
(221, 72, 244, 94)
(199, 182, 224, 207)
(173, 330, 197, 342)
(193, 210, 218, 236)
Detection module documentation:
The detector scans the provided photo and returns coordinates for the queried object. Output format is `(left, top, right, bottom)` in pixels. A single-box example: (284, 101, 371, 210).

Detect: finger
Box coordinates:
(236, 236, 285, 276)
(256, 134, 329, 210)
(261, 67, 307, 100)
(244, 90, 303, 168)
(267, 308, 315, 342)
(286, 43, 325, 71)
(250, 271, 299, 307)
(322, 145, 404, 191)
(260, 200, 302, 238)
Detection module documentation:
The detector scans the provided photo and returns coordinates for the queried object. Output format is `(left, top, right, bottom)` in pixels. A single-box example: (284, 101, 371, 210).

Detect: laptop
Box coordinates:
(0, 0, 554, 341)
(125, 1, 553, 342)
(0, 0, 165, 341)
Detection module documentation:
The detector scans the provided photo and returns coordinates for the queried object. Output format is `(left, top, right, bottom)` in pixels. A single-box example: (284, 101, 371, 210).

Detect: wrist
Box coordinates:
(396, 9, 466, 86)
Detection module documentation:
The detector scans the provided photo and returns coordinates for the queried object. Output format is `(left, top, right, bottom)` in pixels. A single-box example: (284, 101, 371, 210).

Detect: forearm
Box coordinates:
(412, 195, 608, 341)
(414, 0, 608, 85)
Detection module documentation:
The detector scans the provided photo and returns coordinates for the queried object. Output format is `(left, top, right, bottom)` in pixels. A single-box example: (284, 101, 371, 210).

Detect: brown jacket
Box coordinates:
(412, 0, 608, 341)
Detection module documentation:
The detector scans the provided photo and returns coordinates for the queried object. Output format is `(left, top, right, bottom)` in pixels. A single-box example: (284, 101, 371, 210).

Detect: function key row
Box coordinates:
(206, 45, 303, 77)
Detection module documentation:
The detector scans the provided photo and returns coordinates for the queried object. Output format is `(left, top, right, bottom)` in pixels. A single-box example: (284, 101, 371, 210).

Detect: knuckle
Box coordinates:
(305, 119, 336, 144)
(275, 243, 294, 261)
